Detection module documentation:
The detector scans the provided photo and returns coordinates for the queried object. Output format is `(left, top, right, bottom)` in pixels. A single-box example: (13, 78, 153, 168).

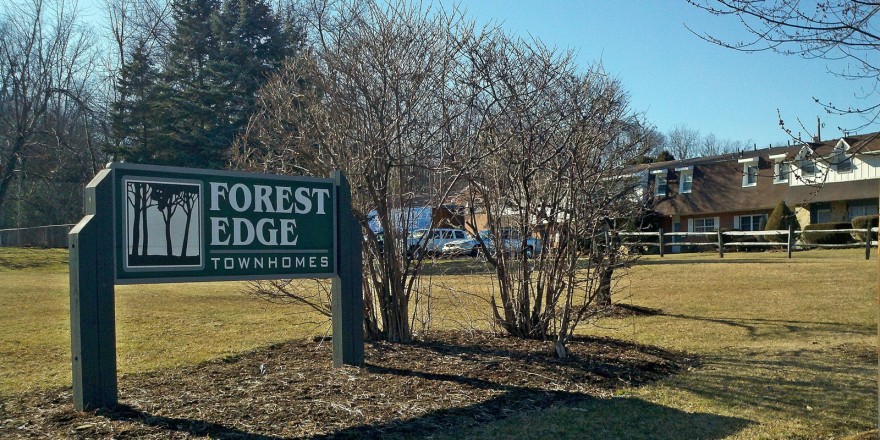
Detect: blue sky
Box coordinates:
(449, 1, 878, 147)
(71, 0, 877, 147)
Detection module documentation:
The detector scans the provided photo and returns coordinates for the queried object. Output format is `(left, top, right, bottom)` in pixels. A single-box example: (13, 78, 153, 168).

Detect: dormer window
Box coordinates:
(769, 153, 789, 184)
(800, 160, 816, 176)
(676, 166, 693, 194)
(835, 154, 853, 173)
(738, 157, 758, 187)
(652, 169, 668, 196)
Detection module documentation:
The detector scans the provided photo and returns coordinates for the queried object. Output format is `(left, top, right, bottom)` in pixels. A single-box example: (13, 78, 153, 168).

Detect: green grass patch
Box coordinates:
(0, 247, 68, 271)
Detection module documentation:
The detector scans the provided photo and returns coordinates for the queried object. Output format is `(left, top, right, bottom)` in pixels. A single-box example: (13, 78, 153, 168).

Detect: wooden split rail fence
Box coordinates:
(619, 225, 880, 260)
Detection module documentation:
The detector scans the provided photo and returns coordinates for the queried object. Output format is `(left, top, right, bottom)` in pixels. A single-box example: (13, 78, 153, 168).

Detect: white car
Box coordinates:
(407, 228, 468, 258)
(442, 229, 542, 258)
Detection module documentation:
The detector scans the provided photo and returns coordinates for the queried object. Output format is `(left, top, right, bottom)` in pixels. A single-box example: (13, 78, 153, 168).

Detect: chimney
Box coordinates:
(814, 116, 821, 142)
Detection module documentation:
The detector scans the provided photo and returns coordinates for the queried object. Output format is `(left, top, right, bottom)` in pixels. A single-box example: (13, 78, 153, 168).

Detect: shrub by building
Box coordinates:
(801, 222, 855, 245)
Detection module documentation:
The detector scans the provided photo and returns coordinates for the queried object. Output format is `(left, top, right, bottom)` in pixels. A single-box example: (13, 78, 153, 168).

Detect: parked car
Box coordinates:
(407, 228, 469, 258)
(442, 229, 542, 258)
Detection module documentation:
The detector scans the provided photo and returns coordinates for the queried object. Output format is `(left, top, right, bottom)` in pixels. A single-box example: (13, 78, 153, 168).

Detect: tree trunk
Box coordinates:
(596, 266, 613, 308)
(555, 340, 568, 359)
(130, 189, 142, 256)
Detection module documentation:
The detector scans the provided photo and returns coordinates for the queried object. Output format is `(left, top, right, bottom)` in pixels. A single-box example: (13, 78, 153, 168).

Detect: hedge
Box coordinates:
(851, 215, 879, 242)
(801, 222, 855, 245)
(765, 201, 799, 243)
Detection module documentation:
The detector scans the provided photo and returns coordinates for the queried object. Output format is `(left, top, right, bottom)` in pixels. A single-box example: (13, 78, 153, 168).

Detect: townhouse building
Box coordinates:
(640, 132, 880, 235)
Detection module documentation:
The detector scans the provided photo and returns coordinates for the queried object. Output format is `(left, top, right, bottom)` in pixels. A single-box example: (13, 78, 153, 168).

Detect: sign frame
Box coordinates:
(69, 164, 363, 411)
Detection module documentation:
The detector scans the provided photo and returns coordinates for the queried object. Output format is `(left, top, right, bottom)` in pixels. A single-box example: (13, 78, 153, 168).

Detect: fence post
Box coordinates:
(658, 228, 664, 257)
(866, 226, 872, 260)
(787, 223, 794, 259)
(717, 229, 724, 258)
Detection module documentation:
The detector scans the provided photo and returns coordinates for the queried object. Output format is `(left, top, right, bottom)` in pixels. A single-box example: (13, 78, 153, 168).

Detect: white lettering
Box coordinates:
(229, 183, 252, 212)
(256, 218, 278, 245)
(268, 257, 277, 268)
(211, 257, 221, 269)
(281, 219, 298, 246)
(210, 183, 228, 211)
(296, 257, 305, 267)
(276, 186, 293, 214)
(313, 188, 331, 214)
(232, 218, 255, 245)
(282, 257, 291, 268)
(254, 185, 274, 213)
(321, 256, 329, 268)
(224, 258, 234, 269)
(211, 217, 231, 245)
(309, 256, 316, 267)
(238, 257, 250, 269)
(294, 187, 312, 214)
(255, 258, 264, 269)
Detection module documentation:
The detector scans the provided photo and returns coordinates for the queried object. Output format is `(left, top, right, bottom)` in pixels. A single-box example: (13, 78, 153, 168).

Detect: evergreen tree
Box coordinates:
(655, 150, 675, 162)
(209, 0, 292, 153)
(111, 42, 164, 163)
(162, 0, 223, 167)
(111, 0, 295, 168)
(765, 200, 800, 243)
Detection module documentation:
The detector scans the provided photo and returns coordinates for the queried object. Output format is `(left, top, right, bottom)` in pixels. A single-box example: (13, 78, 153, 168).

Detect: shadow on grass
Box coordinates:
(634, 257, 786, 266)
(661, 313, 875, 339)
(306, 392, 752, 440)
(670, 349, 877, 434)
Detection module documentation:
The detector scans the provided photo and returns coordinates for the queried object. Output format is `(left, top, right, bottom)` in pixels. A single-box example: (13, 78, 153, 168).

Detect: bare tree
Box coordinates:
(458, 30, 651, 358)
(0, 0, 105, 226)
(231, 0, 478, 343)
(689, 0, 880, 132)
(665, 124, 702, 159)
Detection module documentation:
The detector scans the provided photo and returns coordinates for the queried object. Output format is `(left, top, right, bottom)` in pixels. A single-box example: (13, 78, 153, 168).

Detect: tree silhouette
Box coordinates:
(151, 183, 183, 256)
(126, 181, 156, 256)
(176, 189, 199, 257)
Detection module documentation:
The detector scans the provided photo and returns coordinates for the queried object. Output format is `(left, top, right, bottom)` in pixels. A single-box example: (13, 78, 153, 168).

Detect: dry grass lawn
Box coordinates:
(0, 247, 876, 439)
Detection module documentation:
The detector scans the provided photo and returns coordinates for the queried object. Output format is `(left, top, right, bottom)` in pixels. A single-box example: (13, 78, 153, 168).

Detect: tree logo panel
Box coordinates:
(123, 178, 203, 270)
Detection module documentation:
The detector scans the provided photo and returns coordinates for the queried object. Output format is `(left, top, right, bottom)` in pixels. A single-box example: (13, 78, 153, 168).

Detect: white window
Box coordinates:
(654, 175, 667, 196)
(737, 214, 767, 231)
(739, 157, 759, 187)
(774, 162, 790, 184)
(799, 160, 816, 176)
(835, 154, 853, 173)
(680, 173, 692, 193)
(692, 217, 718, 233)
(744, 165, 758, 186)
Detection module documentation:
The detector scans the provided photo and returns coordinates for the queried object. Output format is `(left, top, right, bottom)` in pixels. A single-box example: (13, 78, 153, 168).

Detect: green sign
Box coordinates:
(70, 163, 363, 411)
(111, 164, 336, 283)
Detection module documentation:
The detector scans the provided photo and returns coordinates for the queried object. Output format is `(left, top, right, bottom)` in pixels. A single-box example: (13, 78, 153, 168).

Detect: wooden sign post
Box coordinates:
(69, 164, 363, 410)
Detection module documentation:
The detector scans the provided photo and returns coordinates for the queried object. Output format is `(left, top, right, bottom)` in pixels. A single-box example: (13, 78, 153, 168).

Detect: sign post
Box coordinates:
(69, 169, 117, 410)
(69, 164, 363, 411)
(331, 171, 363, 366)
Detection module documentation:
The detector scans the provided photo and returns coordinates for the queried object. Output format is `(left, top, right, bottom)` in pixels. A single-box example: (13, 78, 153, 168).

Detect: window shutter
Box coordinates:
(714, 217, 720, 231)
(687, 218, 694, 232)
(733, 216, 740, 230)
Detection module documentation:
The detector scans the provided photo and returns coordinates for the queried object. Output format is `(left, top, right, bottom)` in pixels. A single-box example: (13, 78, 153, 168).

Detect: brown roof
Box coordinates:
(652, 159, 878, 217)
(638, 132, 880, 217)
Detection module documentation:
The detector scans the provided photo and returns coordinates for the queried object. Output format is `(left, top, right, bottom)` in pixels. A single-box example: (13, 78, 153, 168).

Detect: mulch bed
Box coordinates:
(0, 331, 697, 439)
